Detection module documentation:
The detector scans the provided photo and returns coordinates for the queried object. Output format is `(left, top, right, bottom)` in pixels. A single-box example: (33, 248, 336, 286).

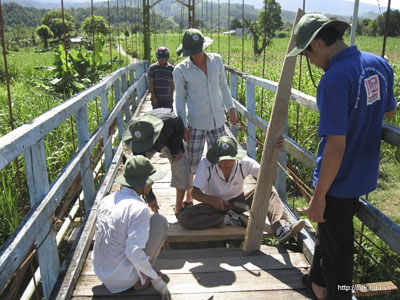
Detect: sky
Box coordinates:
(348, 0, 400, 9)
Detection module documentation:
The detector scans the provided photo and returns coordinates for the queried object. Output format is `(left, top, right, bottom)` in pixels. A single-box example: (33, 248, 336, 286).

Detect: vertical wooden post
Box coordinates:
(76, 106, 96, 212)
(276, 116, 288, 201)
(129, 68, 137, 114)
(230, 73, 238, 138)
(136, 63, 146, 103)
(24, 141, 60, 299)
(121, 73, 131, 121)
(114, 78, 125, 141)
(243, 9, 304, 251)
(101, 88, 112, 170)
(245, 76, 256, 160)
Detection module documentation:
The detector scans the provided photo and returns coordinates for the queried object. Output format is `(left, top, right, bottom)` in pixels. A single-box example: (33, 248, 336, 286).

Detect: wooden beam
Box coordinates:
(243, 9, 304, 251)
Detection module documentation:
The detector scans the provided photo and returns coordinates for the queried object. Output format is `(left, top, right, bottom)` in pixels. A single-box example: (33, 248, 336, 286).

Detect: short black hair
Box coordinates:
(307, 26, 342, 52)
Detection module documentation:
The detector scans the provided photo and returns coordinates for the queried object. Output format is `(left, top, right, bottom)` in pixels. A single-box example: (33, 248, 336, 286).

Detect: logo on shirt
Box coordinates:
(222, 143, 229, 150)
(192, 34, 199, 41)
(134, 131, 142, 138)
(233, 181, 239, 186)
(364, 74, 380, 105)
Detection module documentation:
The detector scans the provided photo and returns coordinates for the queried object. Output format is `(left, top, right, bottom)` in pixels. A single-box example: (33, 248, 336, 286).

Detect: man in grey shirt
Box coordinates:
(173, 28, 238, 194)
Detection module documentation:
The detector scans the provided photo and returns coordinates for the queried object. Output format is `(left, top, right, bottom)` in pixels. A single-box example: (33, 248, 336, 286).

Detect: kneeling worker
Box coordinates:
(177, 136, 305, 244)
(92, 156, 171, 299)
(123, 108, 193, 214)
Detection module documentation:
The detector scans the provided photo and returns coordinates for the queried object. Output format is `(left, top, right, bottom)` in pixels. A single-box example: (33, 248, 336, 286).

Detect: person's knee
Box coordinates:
(150, 214, 168, 234)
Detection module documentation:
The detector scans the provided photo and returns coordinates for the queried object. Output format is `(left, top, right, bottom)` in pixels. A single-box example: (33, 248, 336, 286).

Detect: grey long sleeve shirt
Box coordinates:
(173, 52, 234, 130)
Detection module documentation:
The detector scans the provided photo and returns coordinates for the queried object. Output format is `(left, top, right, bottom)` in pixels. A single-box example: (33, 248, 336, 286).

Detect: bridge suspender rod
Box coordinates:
(228, 0, 230, 66)
(295, 0, 306, 144)
(243, 8, 304, 251)
(381, 0, 391, 58)
(107, 0, 113, 72)
(91, 0, 101, 125)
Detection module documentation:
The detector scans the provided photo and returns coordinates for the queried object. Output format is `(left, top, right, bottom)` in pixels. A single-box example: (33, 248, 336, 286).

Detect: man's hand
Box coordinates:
(151, 96, 159, 106)
(148, 200, 160, 213)
(172, 152, 184, 161)
(229, 108, 238, 127)
(133, 275, 151, 291)
(307, 195, 326, 223)
(213, 198, 231, 211)
(184, 127, 191, 142)
(151, 277, 171, 300)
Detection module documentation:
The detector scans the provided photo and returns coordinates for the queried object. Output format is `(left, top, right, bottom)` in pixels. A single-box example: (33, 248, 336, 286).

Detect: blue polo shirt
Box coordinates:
(313, 46, 396, 198)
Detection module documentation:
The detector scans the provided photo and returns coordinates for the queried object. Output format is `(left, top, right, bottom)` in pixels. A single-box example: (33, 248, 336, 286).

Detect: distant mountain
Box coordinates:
(229, 0, 390, 17)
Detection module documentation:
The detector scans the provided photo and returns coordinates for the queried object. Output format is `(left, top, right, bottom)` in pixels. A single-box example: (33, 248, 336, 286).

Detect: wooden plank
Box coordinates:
(81, 252, 309, 275)
(73, 268, 308, 297)
(72, 289, 313, 300)
(244, 9, 304, 251)
(166, 223, 273, 243)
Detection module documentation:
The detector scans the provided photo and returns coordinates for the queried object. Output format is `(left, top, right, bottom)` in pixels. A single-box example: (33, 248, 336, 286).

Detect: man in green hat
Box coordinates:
(176, 136, 305, 244)
(123, 108, 192, 214)
(173, 28, 238, 191)
(92, 156, 171, 299)
(287, 13, 396, 300)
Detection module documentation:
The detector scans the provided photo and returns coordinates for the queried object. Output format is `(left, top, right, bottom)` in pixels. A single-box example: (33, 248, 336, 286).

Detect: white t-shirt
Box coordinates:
(92, 187, 158, 293)
(193, 156, 260, 200)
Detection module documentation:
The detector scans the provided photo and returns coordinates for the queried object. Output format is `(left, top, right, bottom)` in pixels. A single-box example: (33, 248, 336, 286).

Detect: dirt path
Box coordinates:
(117, 45, 140, 65)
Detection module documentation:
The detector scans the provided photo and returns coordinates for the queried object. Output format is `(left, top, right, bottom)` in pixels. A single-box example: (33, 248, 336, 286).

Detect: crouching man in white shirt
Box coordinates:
(92, 155, 171, 299)
(177, 136, 305, 244)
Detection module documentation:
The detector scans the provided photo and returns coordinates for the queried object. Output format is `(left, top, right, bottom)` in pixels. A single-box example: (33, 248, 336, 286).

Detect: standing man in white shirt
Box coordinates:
(92, 156, 171, 299)
(177, 136, 305, 244)
(173, 28, 238, 186)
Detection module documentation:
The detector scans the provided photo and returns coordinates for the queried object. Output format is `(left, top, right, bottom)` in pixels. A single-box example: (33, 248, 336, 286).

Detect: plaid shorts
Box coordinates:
(187, 125, 227, 174)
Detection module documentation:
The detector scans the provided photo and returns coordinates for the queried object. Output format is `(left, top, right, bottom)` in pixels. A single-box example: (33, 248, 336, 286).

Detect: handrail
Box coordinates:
(0, 60, 149, 299)
(226, 66, 400, 258)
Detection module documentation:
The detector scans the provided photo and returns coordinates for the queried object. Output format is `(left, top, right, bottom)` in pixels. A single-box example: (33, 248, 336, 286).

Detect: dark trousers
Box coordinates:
(309, 194, 359, 300)
(177, 189, 285, 232)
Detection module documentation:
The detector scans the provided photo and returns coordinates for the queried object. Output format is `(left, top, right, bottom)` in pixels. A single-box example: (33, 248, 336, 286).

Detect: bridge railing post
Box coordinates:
(244, 76, 256, 160)
(129, 68, 137, 114)
(76, 106, 96, 212)
(24, 141, 60, 299)
(100, 88, 112, 170)
(230, 73, 238, 138)
(136, 62, 146, 103)
(113, 78, 125, 142)
(121, 73, 131, 121)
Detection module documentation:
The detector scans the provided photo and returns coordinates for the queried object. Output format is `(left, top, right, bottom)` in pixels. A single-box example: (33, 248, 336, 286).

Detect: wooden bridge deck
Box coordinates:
(71, 97, 313, 299)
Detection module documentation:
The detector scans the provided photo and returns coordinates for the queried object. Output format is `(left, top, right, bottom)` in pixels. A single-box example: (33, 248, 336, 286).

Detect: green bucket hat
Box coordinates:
(123, 114, 164, 153)
(115, 155, 167, 188)
(176, 28, 214, 57)
(287, 13, 350, 57)
(206, 136, 246, 164)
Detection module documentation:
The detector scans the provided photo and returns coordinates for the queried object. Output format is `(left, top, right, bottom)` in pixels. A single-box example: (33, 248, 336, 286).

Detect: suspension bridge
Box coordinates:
(0, 0, 399, 299)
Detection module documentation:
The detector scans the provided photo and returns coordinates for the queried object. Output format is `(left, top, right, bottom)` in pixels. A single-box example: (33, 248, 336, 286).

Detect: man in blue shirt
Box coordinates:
(287, 13, 397, 300)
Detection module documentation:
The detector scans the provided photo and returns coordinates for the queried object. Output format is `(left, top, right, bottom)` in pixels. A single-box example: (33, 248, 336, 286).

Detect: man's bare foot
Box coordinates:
(132, 277, 151, 291)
